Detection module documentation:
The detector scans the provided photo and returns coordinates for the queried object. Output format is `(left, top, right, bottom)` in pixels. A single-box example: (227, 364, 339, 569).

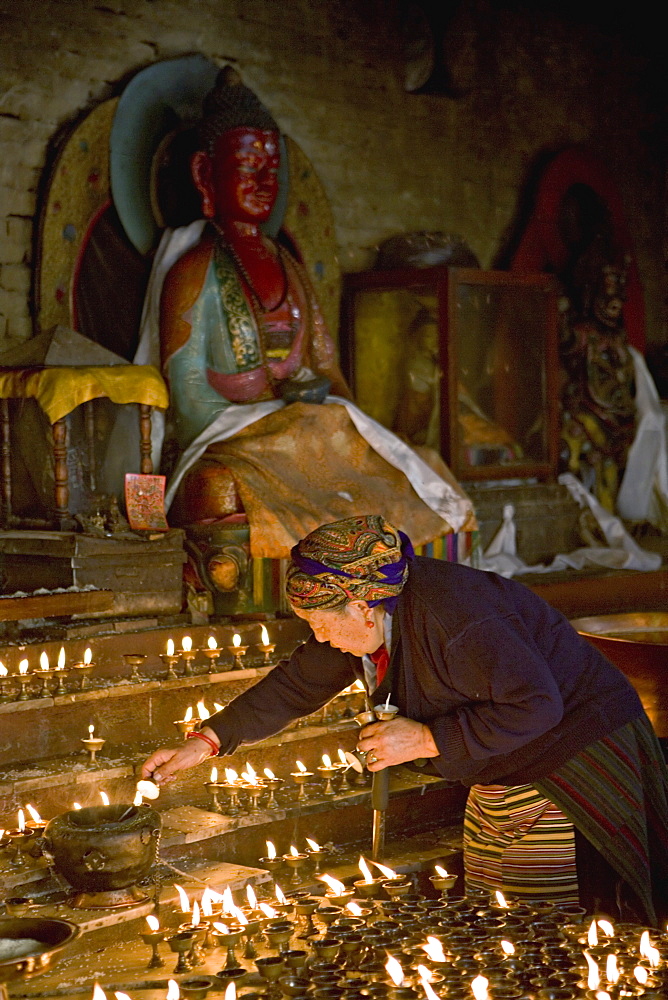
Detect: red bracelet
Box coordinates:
(186, 731, 219, 757)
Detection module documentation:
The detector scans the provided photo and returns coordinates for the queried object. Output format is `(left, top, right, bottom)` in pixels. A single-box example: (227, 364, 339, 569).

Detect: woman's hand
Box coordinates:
(357, 716, 439, 771)
(141, 727, 221, 785)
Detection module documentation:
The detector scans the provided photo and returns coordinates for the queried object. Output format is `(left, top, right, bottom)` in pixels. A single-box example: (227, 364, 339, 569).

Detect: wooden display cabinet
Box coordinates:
(341, 266, 560, 482)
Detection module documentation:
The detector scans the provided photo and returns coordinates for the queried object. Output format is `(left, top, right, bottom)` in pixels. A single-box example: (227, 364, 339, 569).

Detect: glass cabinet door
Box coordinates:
(341, 266, 559, 482)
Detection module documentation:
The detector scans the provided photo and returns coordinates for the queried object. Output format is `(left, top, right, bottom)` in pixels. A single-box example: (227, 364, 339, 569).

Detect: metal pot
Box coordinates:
(41, 804, 161, 893)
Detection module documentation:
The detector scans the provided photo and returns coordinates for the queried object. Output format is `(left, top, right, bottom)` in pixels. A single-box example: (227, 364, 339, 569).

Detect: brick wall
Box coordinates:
(0, 0, 665, 351)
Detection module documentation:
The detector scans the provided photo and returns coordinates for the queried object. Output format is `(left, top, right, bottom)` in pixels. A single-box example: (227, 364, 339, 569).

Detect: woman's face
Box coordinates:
(293, 601, 383, 657)
(200, 127, 280, 223)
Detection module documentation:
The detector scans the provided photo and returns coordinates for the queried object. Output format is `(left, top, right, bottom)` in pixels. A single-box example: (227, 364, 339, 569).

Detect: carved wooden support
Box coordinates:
(0, 398, 12, 527)
(139, 404, 153, 475)
(52, 417, 70, 528)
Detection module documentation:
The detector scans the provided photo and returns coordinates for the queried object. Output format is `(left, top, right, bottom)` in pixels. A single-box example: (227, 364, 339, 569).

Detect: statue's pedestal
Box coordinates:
(0, 528, 186, 617)
(466, 481, 583, 565)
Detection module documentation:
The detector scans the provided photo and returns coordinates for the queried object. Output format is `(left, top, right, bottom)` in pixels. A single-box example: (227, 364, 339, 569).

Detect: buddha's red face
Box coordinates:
(192, 127, 280, 224)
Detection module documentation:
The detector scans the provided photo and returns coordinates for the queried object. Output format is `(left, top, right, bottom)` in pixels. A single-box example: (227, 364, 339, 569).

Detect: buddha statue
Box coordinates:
(144, 67, 473, 564)
(160, 67, 351, 524)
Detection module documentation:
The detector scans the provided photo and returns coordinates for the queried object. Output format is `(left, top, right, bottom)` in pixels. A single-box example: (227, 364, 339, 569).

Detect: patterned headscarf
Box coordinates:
(286, 515, 414, 612)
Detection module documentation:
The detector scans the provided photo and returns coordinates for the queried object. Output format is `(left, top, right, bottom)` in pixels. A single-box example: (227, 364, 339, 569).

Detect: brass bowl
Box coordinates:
(571, 612, 668, 736)
(42, 803, 161, 894)
(0, 917, 81, 986)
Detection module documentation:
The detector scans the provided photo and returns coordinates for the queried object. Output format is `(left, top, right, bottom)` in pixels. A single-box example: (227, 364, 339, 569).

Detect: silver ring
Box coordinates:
(368, 753, 378, 764)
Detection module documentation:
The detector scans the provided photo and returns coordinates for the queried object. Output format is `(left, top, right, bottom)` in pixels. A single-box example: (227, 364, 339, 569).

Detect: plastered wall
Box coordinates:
(0, 0, 665, 352)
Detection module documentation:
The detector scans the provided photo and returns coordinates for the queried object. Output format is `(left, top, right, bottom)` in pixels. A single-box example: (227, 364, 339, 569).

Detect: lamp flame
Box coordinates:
(471, 975, 489, 1000)
(25, 804, 42, 823)
(422, 937, 446, 963)
(322, 753, 333, 768)
(166, 638, 175, 656)
(588, 920, 599, 948)
(275, 884, 288, 905)
(174, 883, 190, 913)
(58, 647, 65, 670)
(295, 760, 307, 772)
(225, 768, 239, 784)
(501, 940, 515, 956)
(634, 967, 649, 985)
(197, 701, 210, 720)
(167, 981, 180, 1000)
(210, 766, 218, 783)
(584, 951, 600, 990)
(346, 901, 363, 915)
(243, 761, 258, 783)
(266, 840, 277, 859)
(133, 790, 142, 807)
(92, 985, 107, 1000)
(358, 856, 374, 883)
(246, 884, 257, 909)
(100, 791, 109, 806)
(146, 914, 160, 931)
(261, 625, 270, 646)
(208, 636, 218, 650)
(417, 967, 439, 1000)
(289, 845, 300, 857)
(19, 659, 28, 675)
(0, 661, 6, 677)
(73, 801, 82, 809)
(434, 864, 450, 877)
(494, 890, 508, 908)
(385, 955, 404, 986)
(232, 633, 241, 648)
(40, 651, 49, 671)
(89, 724, 95, 736)
(191, 899, 200, 926)
(598, 919, 615, 937)
(605, 955, 619, 984)
(222, 886, 235, 914)
(184, 706, 193, 722)
(338, 748, 348, 765)
(307, 838, 321, 852)
(264, 768, 276, 780)
(181, 635, 192, 652)
(84, 648, 92, 665)
(259, 902, 277, 918)
(318, 873, 347, 896)
(17, 809, 25, 832)
(225, 982, 236, 1000)
(201, 889, 213, 917)
(639, 931, 660, 967)
(371, 860, 397, 879)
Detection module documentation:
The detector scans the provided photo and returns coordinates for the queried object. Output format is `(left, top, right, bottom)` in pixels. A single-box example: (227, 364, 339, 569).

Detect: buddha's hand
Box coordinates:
(141, 726, 221, 785)
(357, 716, 439, 771)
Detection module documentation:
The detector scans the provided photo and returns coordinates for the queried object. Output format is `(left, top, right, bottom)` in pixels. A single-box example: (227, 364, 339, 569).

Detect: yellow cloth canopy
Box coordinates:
(0, 365, 168, 424)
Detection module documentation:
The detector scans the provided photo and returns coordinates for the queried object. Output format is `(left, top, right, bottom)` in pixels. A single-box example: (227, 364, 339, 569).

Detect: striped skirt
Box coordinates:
(463, 782, 579, 903)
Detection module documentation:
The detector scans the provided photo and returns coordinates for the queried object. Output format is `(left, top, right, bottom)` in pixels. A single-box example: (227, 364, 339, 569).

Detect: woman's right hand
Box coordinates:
(141, 727, 220, 785)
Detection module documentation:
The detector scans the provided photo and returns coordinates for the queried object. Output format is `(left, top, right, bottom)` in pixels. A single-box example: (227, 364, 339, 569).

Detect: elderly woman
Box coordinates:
(142, 514, 668, 924)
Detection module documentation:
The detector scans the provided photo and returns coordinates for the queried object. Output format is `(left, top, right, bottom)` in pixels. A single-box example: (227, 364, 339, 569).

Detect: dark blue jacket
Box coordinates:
(207, 558, 642, 786)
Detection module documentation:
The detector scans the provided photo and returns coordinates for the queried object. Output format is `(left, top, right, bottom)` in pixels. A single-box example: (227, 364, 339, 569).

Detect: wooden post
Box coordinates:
(0, 398, 12, 526)
(52, 417, 70, 527)
(139, 404, 153, 475)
